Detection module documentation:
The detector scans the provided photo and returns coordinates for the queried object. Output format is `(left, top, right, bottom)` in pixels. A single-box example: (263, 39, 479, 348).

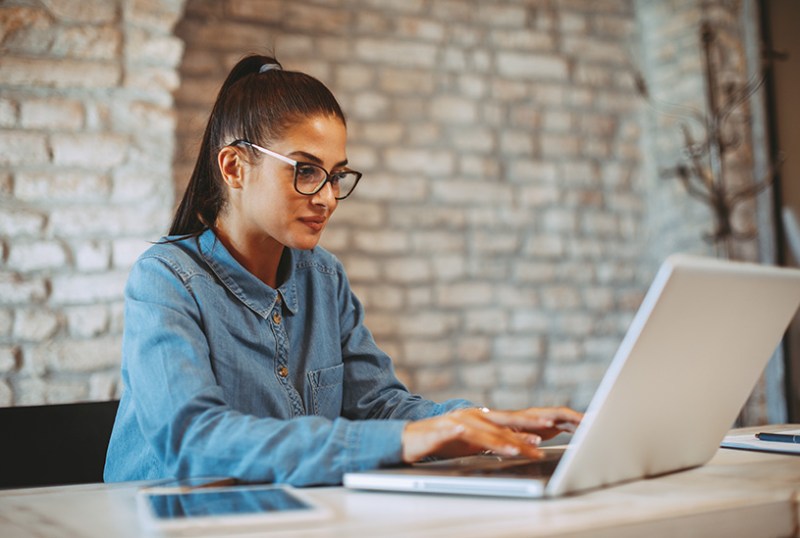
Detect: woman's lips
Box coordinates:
(299, 216, 326, 232)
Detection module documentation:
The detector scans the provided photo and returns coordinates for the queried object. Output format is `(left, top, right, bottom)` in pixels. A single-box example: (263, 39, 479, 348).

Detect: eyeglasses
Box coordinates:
(232, 139, 362, 200)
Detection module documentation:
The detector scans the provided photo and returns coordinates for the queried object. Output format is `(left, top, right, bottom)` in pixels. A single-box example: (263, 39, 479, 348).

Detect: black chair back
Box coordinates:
(0, 400, 119, 489)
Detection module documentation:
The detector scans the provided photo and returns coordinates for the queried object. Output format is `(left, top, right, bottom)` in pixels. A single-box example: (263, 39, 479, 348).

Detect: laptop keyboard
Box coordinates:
(414, 450, 564, 479)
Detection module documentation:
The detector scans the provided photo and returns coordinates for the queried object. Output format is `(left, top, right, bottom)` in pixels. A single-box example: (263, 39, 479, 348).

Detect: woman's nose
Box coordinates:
(312, 180, 336, 207)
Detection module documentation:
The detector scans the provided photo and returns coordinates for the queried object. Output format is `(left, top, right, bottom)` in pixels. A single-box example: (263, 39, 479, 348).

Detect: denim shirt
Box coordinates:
(104, 229, 473, 486)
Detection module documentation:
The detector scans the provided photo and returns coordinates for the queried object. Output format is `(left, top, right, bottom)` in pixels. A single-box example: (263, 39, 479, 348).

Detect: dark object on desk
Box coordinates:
(0, 400, 119, 489)
(756, 432, 800, 444)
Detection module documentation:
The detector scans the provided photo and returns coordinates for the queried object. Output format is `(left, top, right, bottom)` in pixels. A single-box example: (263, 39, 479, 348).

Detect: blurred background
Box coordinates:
(0, 0, 797, 425)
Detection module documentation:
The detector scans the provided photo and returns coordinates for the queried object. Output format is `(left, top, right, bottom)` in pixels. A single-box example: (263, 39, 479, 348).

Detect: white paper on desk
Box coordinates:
(721, 429, 800, 455)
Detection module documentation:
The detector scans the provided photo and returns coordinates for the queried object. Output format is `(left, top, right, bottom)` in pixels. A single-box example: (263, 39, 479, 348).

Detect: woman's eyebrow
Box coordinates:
(289, 150, 348, 169)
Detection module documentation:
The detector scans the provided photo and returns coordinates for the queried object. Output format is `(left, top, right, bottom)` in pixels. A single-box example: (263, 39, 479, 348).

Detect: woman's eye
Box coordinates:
(297, 165, 317, 177)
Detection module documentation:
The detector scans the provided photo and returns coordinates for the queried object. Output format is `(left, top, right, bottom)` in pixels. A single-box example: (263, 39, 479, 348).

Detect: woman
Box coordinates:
(104, 55, 581, 486)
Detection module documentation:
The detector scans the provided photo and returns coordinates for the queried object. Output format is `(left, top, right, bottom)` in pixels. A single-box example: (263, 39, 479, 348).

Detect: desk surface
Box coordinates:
(2, 432, 799, 538)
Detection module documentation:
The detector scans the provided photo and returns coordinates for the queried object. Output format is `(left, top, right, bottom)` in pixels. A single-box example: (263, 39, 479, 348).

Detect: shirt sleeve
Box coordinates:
(121, 255, 410, 486)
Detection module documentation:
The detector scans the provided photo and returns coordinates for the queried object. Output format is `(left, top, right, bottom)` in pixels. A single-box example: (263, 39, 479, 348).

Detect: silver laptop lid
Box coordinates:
(547, 254, 800, 496)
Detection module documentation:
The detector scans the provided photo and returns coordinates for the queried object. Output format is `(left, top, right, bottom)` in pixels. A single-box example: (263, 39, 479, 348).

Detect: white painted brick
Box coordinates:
(354, 122, 404, 145)
(472, 231, 519, 254)
(351, 92, 391, 119)
(352, 174, 427, 203)
(460, 363, 496, 389)
(0, 346, 19, 374)
(432, 255, 467, 281)
(0, 377, 11, 405)
(353, 230, 410, 254)
(507, 159, 558, 184)
(455, 337, 491, 363)
(0, 208, 46, 237)
(48, 205, 167, 237)
(340, 256, 380, 281)
(406, 286, 433, 307)
(65, 304, 109, 338)
(12, 309, 60, 342)
(43, 0, 117, 23)
(385, 148, 454, 175)
(319, 228, 348, 252)
(459, 154, 502, 178)
(0, 273, 48, 304)
(430, 180, 512, 206)
(75, 240, 111, 271)
(510, 309, 550, 332)
(552, 313, 595, 337)
(429, 96, 478, 124)
(550, 340, 583, 362)
(402, 340, 453, 366)
(7, 240, 68, 272)
(492, 335, 543, 362)
(0, 57, 121, 89)
(355, 39, 437, 68)
(451, 127, 494, 151)
(396, 312, 458, 337)
(496, 52, 568, 80)
(435, 282, 493, 308)
(411, 231, 465, 253)
(519, 185, 560, 207)
(112, 238, 150, 268)
(0, 130, 48, 165)
(513, 261, 557, 283)
(0, 309, 12, 337)
(15, 171, 110, 202)
(89, 371, 119, 400)
(463, 308, 508, 334)
(20, 98, 84, 130)
(51, 133, 128, 168)
(524, 236, 565, 258)
(48, 335, 122, 372)
(489, 388, 531, 410)
(0, 98, 17, 127)
(497, 362, 540, 387)
(384, 257, 431, 283)
(389, 206, 466, 229)
(49, 271, 128, 305)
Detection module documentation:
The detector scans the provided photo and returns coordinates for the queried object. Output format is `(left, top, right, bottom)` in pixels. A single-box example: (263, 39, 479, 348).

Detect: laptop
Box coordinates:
(344, 254, 800, 498)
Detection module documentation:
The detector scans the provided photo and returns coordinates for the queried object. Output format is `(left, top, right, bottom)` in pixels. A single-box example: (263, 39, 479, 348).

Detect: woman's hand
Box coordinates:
(401, 407, 583, 464)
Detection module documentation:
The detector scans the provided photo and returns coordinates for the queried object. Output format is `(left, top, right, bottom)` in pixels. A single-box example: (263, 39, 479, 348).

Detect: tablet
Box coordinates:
(137, 482, 332, 533)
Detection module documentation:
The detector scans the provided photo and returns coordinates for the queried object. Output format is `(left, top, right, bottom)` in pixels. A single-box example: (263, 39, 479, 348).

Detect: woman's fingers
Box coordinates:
(401, 409, 544, 463)
(483, 407, 583, 434)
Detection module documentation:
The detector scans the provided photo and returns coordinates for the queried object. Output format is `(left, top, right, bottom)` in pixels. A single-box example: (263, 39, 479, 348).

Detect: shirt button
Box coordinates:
(272, 311, 282, 324)
(278, 366, 289, 378)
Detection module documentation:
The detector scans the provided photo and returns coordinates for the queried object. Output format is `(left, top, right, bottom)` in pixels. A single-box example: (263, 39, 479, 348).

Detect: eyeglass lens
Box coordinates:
(295, 163, 360, 199)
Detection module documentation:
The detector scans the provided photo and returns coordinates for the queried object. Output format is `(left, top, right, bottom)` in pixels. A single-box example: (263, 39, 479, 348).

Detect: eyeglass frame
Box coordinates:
(230, 139, 362, 200)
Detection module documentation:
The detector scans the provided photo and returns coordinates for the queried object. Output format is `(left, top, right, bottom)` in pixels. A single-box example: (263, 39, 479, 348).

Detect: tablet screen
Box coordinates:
(147, 487, 314, 520)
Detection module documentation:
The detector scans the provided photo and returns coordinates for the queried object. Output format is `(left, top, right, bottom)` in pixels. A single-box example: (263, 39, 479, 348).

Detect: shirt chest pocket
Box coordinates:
(306, 364, 344, 420)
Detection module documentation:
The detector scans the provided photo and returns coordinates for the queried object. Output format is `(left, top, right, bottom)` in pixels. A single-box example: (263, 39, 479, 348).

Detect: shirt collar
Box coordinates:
(199, 229, 299, 317)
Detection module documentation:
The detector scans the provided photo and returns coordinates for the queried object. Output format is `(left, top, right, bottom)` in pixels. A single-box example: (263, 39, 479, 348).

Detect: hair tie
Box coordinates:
(259, 63, 281, 74)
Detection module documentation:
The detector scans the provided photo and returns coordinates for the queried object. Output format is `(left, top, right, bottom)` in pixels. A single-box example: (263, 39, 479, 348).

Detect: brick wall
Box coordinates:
(0, 0, 184, 405)
(0, 0, 773, 420)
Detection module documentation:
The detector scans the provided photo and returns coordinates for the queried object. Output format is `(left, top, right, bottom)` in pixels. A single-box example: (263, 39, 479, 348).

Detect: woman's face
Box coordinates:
(237, 114, 348, 251)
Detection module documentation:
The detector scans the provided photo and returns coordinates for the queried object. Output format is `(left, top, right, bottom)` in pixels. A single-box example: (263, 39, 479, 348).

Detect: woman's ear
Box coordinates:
(218, 146, 246, 190)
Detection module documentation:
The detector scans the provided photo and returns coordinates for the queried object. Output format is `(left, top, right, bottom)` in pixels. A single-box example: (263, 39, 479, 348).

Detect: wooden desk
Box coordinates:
(1, 446, 798, 537)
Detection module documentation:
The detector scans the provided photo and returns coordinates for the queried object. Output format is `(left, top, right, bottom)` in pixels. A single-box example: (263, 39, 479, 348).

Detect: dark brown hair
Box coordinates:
(169, 55, 346, 237)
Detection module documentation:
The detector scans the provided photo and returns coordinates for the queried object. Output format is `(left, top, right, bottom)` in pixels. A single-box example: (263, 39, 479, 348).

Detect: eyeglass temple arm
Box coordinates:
(231, 139, 298, 166)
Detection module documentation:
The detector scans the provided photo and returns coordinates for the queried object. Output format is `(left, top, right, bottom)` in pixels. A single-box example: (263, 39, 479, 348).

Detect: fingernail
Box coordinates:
(503, 445, 520, 456)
